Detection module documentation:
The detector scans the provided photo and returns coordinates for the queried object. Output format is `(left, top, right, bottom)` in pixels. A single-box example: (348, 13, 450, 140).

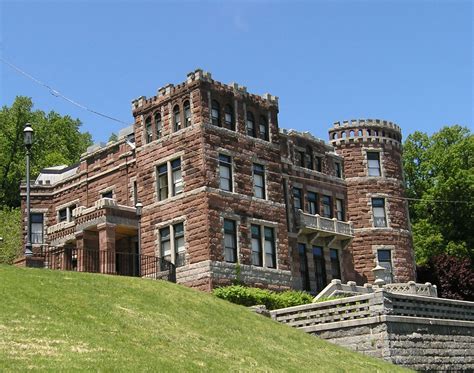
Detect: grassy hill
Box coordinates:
(0, 265, 409, 372)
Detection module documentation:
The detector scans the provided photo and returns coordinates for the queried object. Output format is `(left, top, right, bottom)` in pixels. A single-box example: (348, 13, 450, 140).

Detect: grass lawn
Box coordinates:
(0, 265, 410, 372)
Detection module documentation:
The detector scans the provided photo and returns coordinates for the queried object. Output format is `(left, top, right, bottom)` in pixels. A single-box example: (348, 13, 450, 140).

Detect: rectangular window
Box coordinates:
(160, 227, 171, 261)
(224, 219, 237, 263)
(336, 199, 344, 221)
(313, 246, 327, 293)
(298, 151, 305, 168)
(174, 222, 185, 267)
(264, 227, 276, 269)
(335, 162, 342, 178)
(315, 157, 322, 172)
(322, 195, 332, 218)
(298, 243, 310, 291)
(157, 164, 168, 201)
(58, 208, 67, 223)
(102, 191, 113, 199)
(251, 224, 276, 268)
(293, 188, 302, 211)
(367, 152, 381, 176)
(160, 223, 186, 267)
(253, 164, 265, 199)
(330, 249, 341, 280)
(308, 192, 318, 215)
(171, 159, 183, 196)
(251, 224, 262, 266)
(372, 198, 387, 227)
(305, 154, 313, 170)
(219, 154, 232, 192)
(377, 249, 393, 284)
(30, 213, 44, 244)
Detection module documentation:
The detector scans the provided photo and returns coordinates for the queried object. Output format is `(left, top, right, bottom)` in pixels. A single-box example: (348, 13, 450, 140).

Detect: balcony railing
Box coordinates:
(297, 210, 354, 237)
(37, 247, 176, 282)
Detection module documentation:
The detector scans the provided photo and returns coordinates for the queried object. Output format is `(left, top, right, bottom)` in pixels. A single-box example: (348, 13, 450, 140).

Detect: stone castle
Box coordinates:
(21, 69, 415, 292)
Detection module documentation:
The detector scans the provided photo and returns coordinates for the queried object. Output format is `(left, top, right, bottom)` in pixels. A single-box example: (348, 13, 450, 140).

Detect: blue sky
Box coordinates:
(1, 0, 472, 143)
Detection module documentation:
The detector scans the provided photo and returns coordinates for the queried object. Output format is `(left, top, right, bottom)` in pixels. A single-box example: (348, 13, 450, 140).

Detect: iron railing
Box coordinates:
(37, 247, 176, 282)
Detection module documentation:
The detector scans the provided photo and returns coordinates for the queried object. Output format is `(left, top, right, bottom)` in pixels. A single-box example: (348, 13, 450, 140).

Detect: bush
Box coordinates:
(417, 254, 474, 301)
(212, 285, 313, 310)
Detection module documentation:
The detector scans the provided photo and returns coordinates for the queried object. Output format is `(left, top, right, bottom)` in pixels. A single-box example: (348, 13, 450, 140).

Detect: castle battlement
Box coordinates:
(131, 69, 278, 113)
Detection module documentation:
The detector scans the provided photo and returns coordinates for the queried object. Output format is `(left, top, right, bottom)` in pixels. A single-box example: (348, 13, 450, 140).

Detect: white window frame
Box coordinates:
(252, 163, 266, 200)
(250, 222, 277, 269)
(157, 219, 186, 266)
(155, 157, 183, 201)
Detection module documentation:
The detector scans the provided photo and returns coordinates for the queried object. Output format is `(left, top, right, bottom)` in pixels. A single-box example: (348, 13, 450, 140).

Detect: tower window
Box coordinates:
(211, 100, 220, 127)
(155, 112, 162, 139)
(246, 112, 256, 137)
(173, 105, 181, 132)
(372, 198, 387, 227)
(218, 154, 233, 192)
(252, 163, 265, 199)
(377, 249, 393, 283)
(335, 162, 342, 178)
(224, 105, 234, 130)
(259, 115, 268, 141)
(145, 117, 153, 144)
(367, 152, 381, 176)
(184, 100, 191, 127)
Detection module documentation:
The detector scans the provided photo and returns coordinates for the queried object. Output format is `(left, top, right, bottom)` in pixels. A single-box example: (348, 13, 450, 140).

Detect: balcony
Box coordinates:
(296, 210, 354, 247)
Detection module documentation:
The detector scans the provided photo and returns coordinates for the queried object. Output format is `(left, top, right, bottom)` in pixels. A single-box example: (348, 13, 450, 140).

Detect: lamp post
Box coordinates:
(24, 123, 34, 257)
(135, 201, 143, 276)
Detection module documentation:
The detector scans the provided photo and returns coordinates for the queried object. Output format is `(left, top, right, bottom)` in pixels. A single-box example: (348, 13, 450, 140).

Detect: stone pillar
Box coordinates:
(75, 231, 86, 272)
(98, 223, 116, 274)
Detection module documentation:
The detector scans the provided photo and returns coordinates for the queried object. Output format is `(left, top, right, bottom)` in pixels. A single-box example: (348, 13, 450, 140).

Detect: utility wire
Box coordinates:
(0, 57, 130, 125)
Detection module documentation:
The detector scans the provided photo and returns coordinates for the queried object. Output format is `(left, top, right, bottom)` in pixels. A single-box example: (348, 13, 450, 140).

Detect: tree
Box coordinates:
(108, 133, 118, 142)
(0, 208, 22, 264)
(0, 97, 92, 208)
(403, 125, 473, 264)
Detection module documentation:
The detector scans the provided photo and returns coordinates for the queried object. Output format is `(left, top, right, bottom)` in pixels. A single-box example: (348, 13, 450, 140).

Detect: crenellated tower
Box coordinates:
(328, 119, 415, 284)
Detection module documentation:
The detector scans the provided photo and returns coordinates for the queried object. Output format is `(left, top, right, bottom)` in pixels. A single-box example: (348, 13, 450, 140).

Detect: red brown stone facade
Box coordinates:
(20, 69, 415, 293)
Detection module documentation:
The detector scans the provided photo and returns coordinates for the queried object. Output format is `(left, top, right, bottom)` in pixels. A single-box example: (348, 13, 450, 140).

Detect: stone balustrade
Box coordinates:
(297, 211, 354, 237)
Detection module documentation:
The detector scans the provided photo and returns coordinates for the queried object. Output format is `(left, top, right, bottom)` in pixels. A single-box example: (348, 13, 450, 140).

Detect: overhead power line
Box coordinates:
(0, 57, 129, 125)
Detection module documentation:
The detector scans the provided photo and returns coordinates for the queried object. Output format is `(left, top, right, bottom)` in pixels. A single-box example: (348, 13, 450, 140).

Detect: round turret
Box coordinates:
(328, 119, 415, 284)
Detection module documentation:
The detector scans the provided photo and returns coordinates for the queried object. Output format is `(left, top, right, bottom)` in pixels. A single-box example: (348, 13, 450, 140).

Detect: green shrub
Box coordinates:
(0, 207, 21, 264)
(212, 285, 313, 310)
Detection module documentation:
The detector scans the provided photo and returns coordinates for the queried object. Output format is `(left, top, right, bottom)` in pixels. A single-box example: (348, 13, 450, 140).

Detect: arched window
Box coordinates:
(259, 115, 269, 141)
(358, 129, 363, 137)
(246, 111, 255, 137)
(332, 133, 338, 140)
(374, 130, 379, 136)
(155, 112, 162, 139)
(367, 129, 371, 136)
(342, 132, 347, 139)
(173, 105, 181, 132)
(224, 104, 234, 130)
(184, 100, 191, 127)
(349, 130, 355, 137)
(145, 116, 153, 144)
(211, 100, 220, 127)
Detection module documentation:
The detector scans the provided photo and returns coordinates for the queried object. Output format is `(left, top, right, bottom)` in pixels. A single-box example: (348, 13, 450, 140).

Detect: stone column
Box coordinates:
(98, 223, 116, 274)
(75, 231, 85, 272)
